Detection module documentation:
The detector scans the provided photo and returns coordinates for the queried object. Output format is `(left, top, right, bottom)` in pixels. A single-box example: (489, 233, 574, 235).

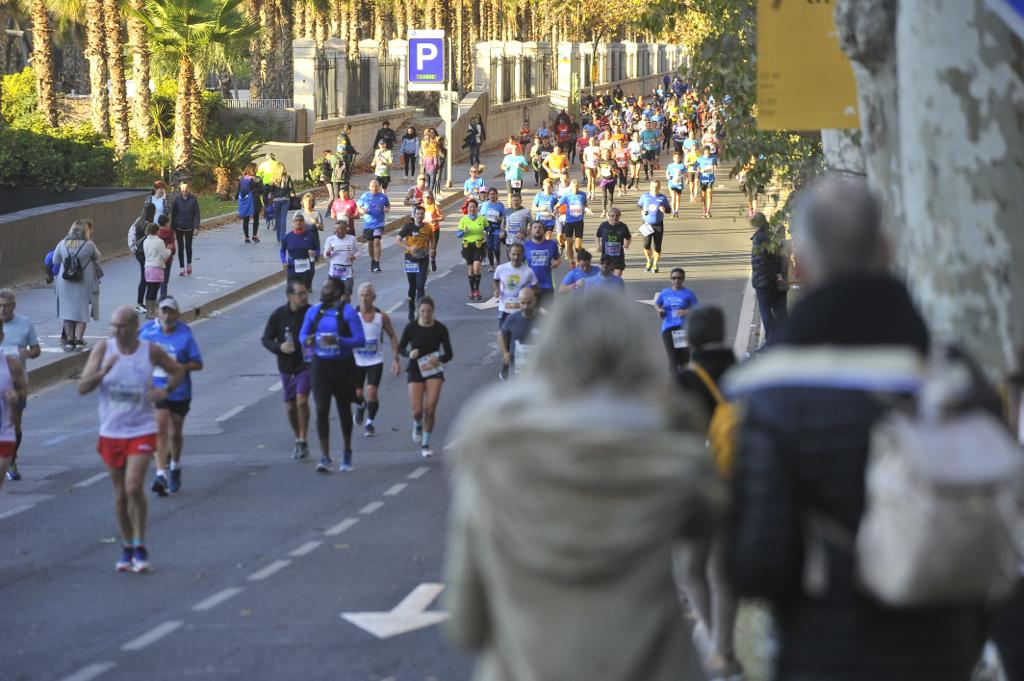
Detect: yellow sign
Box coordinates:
(757, 0, 860, 130)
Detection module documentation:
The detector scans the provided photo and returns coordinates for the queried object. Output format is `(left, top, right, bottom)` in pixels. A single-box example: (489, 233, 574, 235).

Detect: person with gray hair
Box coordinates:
(445, 290, 722, 681)
(726, 178, 988, 681)
(53, 219, 102, 350)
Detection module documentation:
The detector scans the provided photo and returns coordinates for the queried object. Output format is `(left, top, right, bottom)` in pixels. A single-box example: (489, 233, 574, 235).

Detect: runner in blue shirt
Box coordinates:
(558, 249, 599, 293)
(357, 179, 390, 272)
(500, 152, 529, 202)
(279, 213, 321, 290)
(665, 151, 689, 217)
(640, 123, 661, 175)
(531, 179, 559, 239)
(299, 277, 366, 472)
(654, 267, 699, 375)
(138, 296, 203, 495)
(581, 257, 627, 292)
(463, 165, 485, 197)
(637, 181, 672, 272)
(554, 180, 591, 267)
(522, 220, 561, 308)
(697, 145, 718, 218)
(479, 188, 506, 270)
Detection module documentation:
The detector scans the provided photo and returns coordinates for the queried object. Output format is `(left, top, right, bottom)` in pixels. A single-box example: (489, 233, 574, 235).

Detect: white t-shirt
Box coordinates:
(583, 146, 601, 169)
(493, 263, 538, 313)
(323, 234, 358, 279)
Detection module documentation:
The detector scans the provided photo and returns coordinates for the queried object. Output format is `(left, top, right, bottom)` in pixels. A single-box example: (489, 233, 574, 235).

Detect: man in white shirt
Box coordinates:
(492, 243, 538, 329)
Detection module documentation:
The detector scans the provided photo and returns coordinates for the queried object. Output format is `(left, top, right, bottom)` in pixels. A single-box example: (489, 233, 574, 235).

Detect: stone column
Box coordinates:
(536, 41, 552, 95)
(292, 39, 316, 141)
(474, 42, 491, 91)
(596, 43, 609, 86)
(623, 41, 638, 79)
(507, 40, 524, 100)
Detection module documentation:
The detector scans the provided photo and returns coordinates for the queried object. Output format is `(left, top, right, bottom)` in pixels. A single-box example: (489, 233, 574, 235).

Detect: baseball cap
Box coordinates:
(158, 297, 179, 311)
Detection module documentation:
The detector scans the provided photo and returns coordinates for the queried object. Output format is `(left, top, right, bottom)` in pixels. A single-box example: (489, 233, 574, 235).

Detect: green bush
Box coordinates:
(1, 67, 39, 125)
(0, 124, 117, 191)
(117, 135, 173, 187)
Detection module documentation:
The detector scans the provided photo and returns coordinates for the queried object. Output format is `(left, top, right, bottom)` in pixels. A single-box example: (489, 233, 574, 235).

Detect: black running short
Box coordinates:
(355, 363, 384, 388)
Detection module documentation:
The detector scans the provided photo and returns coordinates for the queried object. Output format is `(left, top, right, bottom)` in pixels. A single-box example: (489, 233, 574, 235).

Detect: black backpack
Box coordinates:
(62, 241, 87, 282)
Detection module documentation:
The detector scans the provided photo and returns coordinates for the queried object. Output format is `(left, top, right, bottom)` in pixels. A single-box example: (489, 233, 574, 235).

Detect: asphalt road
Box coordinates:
(0, 167, 753, 681)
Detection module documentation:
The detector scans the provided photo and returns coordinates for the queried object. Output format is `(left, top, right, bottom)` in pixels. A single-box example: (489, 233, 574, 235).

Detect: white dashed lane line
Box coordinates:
(325, 517, 359, 536)
(59, 661, 116, 681)
(359, 501, 385, 515)
(267, 381, 282, 392)
(247, 559, 292, 582)
(383, 483, 407, 496)
(407, 467, 430, 480)
(191, 587, 245, 612)
(73, 472, 108, 488)
(289, 540, 323, 557)
(120, 620, 184, 651)
(215, 405, 246, 422)
(0, 505, 34, 520)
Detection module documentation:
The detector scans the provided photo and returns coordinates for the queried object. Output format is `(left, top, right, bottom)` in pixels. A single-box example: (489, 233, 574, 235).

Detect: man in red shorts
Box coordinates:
(79, 306, 182, 573)
(0, 317, 29, 490)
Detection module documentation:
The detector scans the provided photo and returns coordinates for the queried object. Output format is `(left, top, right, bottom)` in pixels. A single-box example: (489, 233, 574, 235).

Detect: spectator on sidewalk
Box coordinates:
(372, 119, 396, 151)
(336, 123, 358, 188)
(445, 290, 720, 681)
(238, 163, 263, 243)
(319, 150, 340, 201)
(129, 203, 157, 313)
(399, 127, 419, 179)
(53, 219, 101, 350)
(466, 114, 485, 167)
(750, 212, 787, 347)
(268, 163, 294, 243)
(170, 181, 200, 276)
(142, 223, 172, 319)
(146, 180, 168, 222)
(156, 215, 176, 300)
(727, 179, 986, 681)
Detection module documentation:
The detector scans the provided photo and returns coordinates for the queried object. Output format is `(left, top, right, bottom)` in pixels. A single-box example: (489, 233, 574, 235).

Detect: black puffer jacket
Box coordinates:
(727, 275, 986, 681)
(750, 227, 781, 290)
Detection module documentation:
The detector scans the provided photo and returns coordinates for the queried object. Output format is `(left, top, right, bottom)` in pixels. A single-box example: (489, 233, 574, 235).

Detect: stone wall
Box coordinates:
(310, 107, 418, 164)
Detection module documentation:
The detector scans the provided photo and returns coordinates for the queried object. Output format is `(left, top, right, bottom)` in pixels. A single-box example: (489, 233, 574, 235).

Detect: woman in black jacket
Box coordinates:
(750, 212, 787, 347)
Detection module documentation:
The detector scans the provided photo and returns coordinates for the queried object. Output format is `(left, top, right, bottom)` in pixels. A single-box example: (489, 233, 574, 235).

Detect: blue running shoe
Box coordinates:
(316, 456, 331, 473)
(6, 463, 21, 481)
(168, 469, 181, 493)
(116, 546, 133, 572)
(132, 546, 151, 573)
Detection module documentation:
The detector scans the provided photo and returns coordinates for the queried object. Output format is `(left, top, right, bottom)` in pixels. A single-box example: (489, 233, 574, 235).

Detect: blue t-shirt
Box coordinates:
(479, 200, 505, 228)
(584, 273, 626, 291)
(463, 177, 485, 195)
(532, 192, 558, 226)
(560, 265, 599, 290)
(357, 192, 390, 230)
(640, 129, 660, 150)
(523, 239, 561, 290)
(666, 163, 688, 188)
(697, 156, 717, 183)
(299, 302, 366, 360)
(583, 123, 599, 137)
(279, 229, 321, 274)
(139, 321, 202, 401)
(638, 192, 671, 225)
(556, 192, 588, 223)
(536, 126, 549, 139)
(682, 138, 697, 153)
(654, 287, 699, 333)
(502, 156, 528, 181)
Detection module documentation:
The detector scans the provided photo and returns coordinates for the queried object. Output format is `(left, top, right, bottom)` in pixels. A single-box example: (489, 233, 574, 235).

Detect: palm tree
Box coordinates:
(132, 0, 258, 179)
(127, 0, 151, 138)
(30, 0, 57, 125)
(104, 0, 129, 151)
(84, 0, 108, 134)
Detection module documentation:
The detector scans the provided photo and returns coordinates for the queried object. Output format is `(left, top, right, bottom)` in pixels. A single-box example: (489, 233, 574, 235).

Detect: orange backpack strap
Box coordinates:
(690, 363, 725, 405)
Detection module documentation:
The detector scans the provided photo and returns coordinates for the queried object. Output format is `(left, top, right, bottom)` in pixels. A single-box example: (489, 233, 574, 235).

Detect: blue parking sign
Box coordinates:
(984, 0, 1024, 40)
(408, 30, 446, 91)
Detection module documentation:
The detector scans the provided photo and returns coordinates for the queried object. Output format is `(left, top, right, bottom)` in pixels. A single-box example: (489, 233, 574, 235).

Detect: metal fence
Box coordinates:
(378, 57, 401, 111)
(582, 54, 592, 88)
(523, 57, 535, 98)
(541, 54, 552, 93)
(489, 58, 499, 98)
(315, 53, 338, 120)
(501, 56, 514, 103)
(222, 99, 294, 109)
(346, 57, 372, 115)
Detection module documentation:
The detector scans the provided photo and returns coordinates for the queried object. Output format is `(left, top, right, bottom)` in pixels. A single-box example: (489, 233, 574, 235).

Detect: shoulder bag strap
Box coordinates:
(690, 363, 724, 405)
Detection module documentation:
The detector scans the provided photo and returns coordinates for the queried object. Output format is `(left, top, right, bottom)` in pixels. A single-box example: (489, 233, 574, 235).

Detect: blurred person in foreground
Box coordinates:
(444, 289, 723, 681)
(726, 178, 987, 681)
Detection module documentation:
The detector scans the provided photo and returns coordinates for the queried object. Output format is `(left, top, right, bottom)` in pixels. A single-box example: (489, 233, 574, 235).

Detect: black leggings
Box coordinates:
(661, 328, 691, 376)
(403, 154, 416, 176)
(602, 182, 617, 213)
(242, 214, 259, 239)
(175, 229, 193, 267)
(311, 357, 355, 450)
(136, 255, 146, 305)
(144, 281, 161, 303)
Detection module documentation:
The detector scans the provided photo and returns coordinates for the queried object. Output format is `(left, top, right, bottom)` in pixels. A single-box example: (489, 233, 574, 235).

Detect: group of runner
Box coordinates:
(51, 77, 719, 573)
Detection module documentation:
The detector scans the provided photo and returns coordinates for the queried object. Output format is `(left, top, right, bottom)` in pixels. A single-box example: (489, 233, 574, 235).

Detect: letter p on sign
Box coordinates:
(408, 30, 445, 91)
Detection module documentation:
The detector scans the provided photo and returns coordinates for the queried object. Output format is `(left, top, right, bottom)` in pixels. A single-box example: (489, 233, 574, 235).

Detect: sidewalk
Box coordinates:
(11, 146, 508, 387)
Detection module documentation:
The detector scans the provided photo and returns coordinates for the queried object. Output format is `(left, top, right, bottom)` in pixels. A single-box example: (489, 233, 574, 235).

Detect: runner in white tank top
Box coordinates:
(0, 339, 28, 490)
(352, 284, 400, 437)
(79, 306, 183, 573)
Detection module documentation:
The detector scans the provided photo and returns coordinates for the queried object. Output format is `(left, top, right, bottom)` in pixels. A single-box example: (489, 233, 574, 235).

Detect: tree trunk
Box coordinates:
(820, 129, 866, 176)
(172, 58, 193, 181)
(104, 0, 129, 152)
(84, 0, 109, 135)
(127, 0, 151, 139)
(31, 0, 58, 126)
(295, 0, 306, 39)
(190, 60, 204, 140)
(838, 0, 1024, 377)
(248, 0, 265, 98)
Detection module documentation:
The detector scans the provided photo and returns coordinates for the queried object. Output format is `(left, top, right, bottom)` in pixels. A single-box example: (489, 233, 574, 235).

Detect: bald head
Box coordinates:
(793, 177, 888, 287)
(111, 305, 138, 328)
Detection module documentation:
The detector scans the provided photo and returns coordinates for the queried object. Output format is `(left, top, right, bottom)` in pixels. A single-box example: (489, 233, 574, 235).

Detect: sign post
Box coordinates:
(440, 89, 457, 189)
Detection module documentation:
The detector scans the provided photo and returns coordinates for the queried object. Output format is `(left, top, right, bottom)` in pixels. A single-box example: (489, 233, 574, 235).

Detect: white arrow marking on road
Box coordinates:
(636, 298, 657, 306)
(466, 297, 500, 310)
(341, 583, 450, 640)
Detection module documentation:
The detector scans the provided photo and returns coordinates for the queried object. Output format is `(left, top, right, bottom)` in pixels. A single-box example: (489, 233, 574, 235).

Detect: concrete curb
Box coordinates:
(26, 189, 464, 390)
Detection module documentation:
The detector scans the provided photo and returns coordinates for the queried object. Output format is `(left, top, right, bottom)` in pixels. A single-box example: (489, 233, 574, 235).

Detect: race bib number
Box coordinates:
(293, 258, 311, 273)
(109, 382, 144, 412)
(638, 224, 655, 237)
(535, 210, 552, 221)
(404, 261, 420, 273)
(605, 242, 622, 257)
(329, 263, 351, 280)
(316, 333, 339, 355)
(486, 209, 500, 222)
(530, 251, 550, 267)
(569, 204, 583, 218)
(504, 299, 521, 311)
(510, 179, 523, 189)
(417, 352, 443, 378)
(357, 339, 378, 357)
(671, 328, 689, 349)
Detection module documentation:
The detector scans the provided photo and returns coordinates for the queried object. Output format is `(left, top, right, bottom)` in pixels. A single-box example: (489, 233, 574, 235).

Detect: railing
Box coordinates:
(523, 57, 535, 99)
(582, 54, 592, 88)
(315, 53, 339, 120)
(346, 57, 372, 115)
(222, 99, 293, 110)
(379, 57, 401, 111)
(501, 56, 514, 103)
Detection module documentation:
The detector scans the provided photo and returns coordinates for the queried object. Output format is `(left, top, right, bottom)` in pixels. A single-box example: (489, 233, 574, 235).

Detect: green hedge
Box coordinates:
(0, 124, 117, 191)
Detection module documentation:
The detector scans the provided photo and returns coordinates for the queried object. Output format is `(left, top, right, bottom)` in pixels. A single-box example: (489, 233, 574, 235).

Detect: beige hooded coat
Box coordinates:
(445, 377, 721, 681)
